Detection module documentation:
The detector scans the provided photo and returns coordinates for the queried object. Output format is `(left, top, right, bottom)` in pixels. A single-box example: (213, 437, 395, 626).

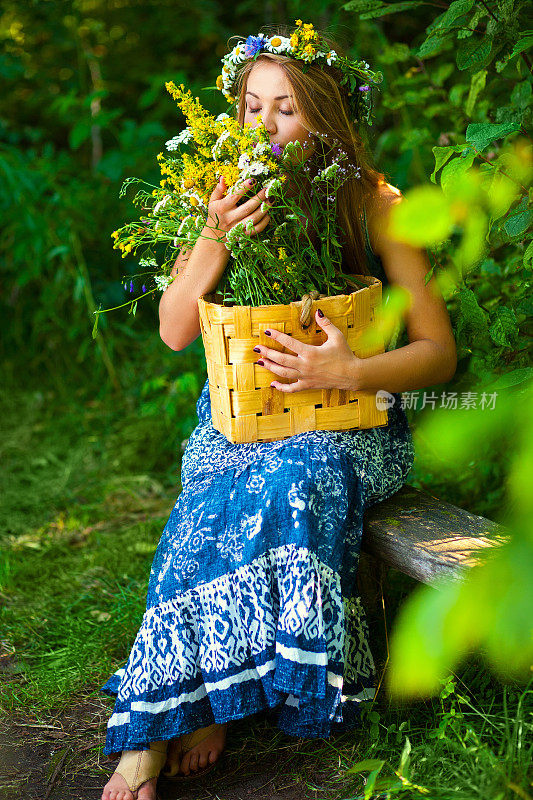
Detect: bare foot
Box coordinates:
(101, 770, 157, 800)
(176, 722, 227, 775)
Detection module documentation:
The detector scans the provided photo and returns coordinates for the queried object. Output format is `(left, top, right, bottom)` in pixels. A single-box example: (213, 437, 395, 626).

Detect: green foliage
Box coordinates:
(341, 0, 533, 696)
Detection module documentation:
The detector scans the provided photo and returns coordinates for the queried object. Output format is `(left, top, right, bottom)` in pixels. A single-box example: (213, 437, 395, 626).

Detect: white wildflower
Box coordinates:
(264, 177, 282, 198)
(165, 129, 193, 150)
(247, 160, 269, 176)
(153, 194, 172, 214)
(177, 215, 194, 235)
(253, 141, 272, 156)
(265, 35, 291, 54)
(154, 274, 172, 292)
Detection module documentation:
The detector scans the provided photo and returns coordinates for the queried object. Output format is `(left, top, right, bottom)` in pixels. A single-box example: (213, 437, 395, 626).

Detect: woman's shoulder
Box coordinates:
(365, 181, 403, 257)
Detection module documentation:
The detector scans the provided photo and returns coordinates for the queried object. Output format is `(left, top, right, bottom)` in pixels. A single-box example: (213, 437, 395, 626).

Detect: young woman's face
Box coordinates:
(243, 60, 315, 157)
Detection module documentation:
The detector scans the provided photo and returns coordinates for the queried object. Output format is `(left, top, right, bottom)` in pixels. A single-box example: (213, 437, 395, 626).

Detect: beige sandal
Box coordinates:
(112, 739, 168, 797)
(161, 723, 225, 781)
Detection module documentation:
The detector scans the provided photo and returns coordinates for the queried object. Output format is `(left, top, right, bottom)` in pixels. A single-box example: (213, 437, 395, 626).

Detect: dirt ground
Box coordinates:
(0, 694, 355, 800)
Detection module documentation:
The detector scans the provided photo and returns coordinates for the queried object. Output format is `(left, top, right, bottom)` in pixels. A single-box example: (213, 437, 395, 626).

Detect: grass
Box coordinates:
(1, 378, 531, 800)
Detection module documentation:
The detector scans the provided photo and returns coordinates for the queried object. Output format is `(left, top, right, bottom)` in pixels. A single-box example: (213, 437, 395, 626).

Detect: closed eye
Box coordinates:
(248, 107, 293, 116)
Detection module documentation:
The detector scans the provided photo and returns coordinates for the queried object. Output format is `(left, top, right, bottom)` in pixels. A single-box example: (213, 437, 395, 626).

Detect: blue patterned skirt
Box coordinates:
(101, 378, 414, 753)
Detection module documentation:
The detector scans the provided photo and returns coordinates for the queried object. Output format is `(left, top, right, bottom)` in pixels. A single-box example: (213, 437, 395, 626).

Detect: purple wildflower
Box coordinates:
(244, 34, 266, 58)
(271, 143, 283, 157)
(142, 284, 146, 292)
(359, 85, 370, 92)
(129, 280, 134, 292)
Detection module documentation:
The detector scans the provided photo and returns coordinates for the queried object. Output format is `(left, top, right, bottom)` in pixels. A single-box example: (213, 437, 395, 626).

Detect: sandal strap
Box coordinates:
(114, 740, 168, 792)
(179, 723, 221, 753)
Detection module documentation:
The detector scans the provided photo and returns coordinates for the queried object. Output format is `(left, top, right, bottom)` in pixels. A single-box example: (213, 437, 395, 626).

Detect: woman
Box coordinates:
(101, 26, 457, 800)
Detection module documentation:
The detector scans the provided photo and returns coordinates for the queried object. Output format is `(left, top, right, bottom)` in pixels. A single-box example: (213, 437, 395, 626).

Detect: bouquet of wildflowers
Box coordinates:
(103, 81, 365, 325)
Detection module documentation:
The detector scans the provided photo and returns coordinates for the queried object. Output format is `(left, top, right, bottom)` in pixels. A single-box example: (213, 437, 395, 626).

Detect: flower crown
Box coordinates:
(215, 19, 383, 126)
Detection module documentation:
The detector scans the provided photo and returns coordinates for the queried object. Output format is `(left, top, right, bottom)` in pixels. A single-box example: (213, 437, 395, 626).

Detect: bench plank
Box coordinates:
(362, 484, 508, 584)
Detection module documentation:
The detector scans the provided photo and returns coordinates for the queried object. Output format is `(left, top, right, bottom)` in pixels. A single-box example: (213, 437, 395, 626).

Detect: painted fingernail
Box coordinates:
(317, 308, 324, 318)
(248, 178, 256, 185)
(253, 346, 261, 353)
(264, 330, 271, 336)
(256, 360, 264, 366)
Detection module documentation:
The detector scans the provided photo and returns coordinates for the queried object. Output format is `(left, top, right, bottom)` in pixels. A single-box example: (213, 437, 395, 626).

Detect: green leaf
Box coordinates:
(484, 169, 520, 221)
(465, 69, 487, 117)
(417, 31, 454, 59)
(344, 758, 386, 775)
(511, 80, 532, 109)
(483, 369, 533, 392)
(360, 1, 423, 18)
(69, 120, 92, 150)
(431, 145, 464, 183)
(510, 34, 533, 59)
(465, 122, 521, 152)
(91, 309, 100, 339)
(504, 205, 533, 238)
(439, 151, 476, 195)
(398, 736, 411, 776)
(489, 306, 519, 347)
(456, 35, 492, 70)
(433, 0, 474, 31)
(340, 0, 377, 11)
(455, 287, 490, 344)
(387, 185, 453, 246)
(523, 240, 533, 270)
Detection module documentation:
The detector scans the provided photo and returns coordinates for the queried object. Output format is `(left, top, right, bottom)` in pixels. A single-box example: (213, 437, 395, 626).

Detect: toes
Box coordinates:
(208, 750, 216, 764)
(190, 751, 200, 771)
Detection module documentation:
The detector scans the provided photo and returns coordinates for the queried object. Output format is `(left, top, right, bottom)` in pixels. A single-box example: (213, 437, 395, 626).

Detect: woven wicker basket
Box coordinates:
(197, 274, 389, 444)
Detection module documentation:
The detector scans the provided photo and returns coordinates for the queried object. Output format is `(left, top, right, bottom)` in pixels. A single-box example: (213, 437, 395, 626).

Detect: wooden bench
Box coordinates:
(358, 483, 509, 661)
(361, 483, 508, 584)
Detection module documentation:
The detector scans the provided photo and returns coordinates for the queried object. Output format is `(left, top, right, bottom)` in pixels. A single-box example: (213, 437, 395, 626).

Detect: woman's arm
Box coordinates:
(353, 187, 457, 394)
(159, 231, 230, 351)
(159, 178, 270, 351)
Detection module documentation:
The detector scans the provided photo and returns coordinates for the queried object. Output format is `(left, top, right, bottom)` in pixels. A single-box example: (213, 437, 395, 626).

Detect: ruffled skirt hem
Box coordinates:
(100, 543, 375, 751)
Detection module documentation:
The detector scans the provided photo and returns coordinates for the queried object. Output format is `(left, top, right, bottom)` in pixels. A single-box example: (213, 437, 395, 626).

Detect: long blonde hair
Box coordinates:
(231, 26, 389, 277)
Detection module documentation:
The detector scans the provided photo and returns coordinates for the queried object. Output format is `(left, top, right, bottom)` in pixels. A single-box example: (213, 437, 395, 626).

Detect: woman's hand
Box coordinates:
(254, 308, 364, 393)
(204, 176, 272, 245)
